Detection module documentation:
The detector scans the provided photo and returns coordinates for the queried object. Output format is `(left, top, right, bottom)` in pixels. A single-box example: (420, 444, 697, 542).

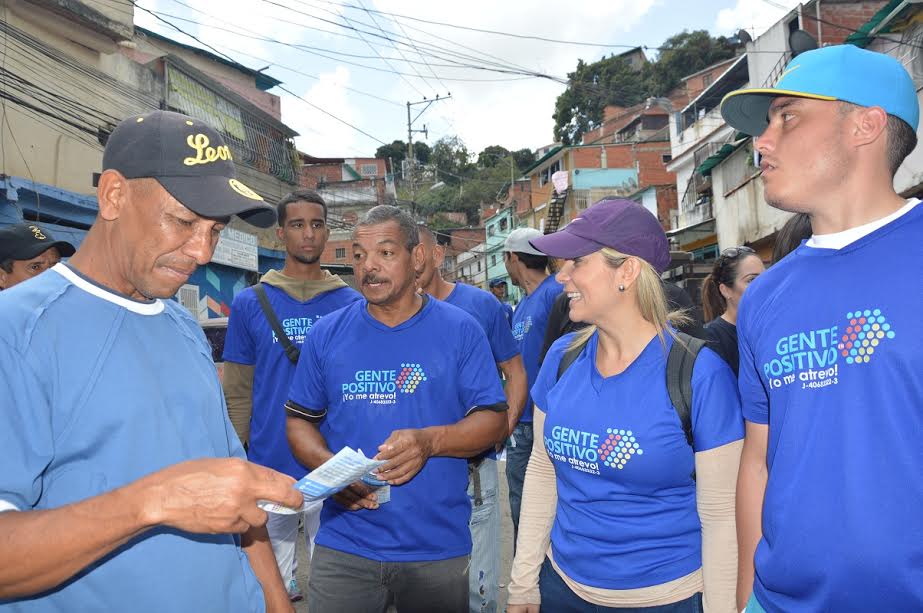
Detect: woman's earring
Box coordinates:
(618, 284, 625, 292)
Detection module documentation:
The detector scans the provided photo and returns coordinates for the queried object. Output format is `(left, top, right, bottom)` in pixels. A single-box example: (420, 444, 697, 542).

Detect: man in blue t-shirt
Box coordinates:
(223, 189, 361, 601)
(489, 278, 515, 325)
(503, 227, 563, 542)
(0, 111, 303, 611)
(418, 226, 527, 613)
(721, 45, 923, 612)
(285, 206, 508, 613)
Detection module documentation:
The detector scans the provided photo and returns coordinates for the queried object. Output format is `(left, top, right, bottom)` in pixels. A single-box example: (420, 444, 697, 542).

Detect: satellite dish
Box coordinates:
(736, 29, 753, 45)
(789, 30, 818, 57)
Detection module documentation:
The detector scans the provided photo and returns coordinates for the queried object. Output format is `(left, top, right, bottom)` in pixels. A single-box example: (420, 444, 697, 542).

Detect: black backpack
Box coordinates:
(556, 331, 706, 448)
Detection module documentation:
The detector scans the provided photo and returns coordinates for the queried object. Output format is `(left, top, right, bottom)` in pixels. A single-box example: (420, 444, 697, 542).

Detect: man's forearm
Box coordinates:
(243, 525, 291, 612)
(736, 425, 769, 610)
(223, 362, 255, 445)
(0, 482, 154, 598)
(428, 409, 507, 458)
(499, 355, 528, 425)
(286, 416, 334, 470)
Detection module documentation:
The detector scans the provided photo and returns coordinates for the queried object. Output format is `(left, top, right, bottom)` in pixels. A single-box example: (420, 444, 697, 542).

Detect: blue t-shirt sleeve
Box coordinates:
(690, 347, 745, 452)
(457, 320, 508, 412)
(0, 339, 53, 510)
(530, 335, 570, 412)
(222, 291, 256, 365)
(488, 301, 519, 363)
(737, 296, 769, 424)
(287, 323, 329, 412)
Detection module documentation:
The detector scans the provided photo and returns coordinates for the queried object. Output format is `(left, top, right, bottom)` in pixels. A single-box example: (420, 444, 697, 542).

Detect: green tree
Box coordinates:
(645, 30, 737, 98)
(552, 55, 646, 145)
(477, 145, 511, 167)
(374, 140, 431, 165)
(374, 140, 407, 165)
(430, 135, 472, 184)
(552, 30, 738, 145)
(512, 148, 535, 172)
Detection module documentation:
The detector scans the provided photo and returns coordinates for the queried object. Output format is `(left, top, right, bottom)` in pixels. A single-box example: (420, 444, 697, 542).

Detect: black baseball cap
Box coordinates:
(0, 223, 76, 262)
(94, 110, 276, 227)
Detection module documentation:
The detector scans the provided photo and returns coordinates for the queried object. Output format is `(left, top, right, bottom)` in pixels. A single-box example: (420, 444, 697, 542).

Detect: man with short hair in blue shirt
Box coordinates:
(0, 110, 303, 611)
(418, 226, 527, 613)
(722, 45, 923, 612)
(223, 189, 361, 601)
(285, 205, 508, 613)
(489, 278, 515, 325)
(503, 228, 563, 543)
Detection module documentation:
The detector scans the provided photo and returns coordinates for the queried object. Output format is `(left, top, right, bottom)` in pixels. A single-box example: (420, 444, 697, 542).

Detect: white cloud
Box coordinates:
(368, 0, 659, 153)
(283, 66, 366, 156)
(714, 0, 801, 38)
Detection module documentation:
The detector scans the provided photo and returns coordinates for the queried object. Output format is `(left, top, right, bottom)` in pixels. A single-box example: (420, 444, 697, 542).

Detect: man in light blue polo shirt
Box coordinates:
(0, 111, 302, 612)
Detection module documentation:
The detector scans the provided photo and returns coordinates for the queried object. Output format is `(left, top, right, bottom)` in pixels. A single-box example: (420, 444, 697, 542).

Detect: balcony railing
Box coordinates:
(166, 63, 299, 184)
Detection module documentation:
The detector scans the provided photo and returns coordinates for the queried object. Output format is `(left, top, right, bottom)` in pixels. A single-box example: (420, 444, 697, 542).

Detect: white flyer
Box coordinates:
(259, 447, 387, 514)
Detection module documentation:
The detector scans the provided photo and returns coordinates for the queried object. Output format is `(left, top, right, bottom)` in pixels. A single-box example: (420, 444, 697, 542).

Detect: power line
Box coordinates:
(133, 3, 391, 146)
(147, 0, 405, 107)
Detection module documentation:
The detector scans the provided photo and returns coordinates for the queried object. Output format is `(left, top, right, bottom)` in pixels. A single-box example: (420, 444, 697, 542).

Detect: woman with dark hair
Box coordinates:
(701, 247, 765, 376)
(771, 213, 813, 264)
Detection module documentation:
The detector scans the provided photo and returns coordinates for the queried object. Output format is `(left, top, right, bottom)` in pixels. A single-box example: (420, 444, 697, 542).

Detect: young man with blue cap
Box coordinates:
(0, 110, 303, 612)
(722, 45, 922, 612)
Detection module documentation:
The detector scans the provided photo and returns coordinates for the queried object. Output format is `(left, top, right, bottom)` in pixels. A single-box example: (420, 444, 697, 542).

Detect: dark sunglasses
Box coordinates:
(720, 246, 756, 259)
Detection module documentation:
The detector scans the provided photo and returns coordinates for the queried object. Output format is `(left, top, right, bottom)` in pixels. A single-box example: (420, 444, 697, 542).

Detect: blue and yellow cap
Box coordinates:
(721, 45, 919, 136)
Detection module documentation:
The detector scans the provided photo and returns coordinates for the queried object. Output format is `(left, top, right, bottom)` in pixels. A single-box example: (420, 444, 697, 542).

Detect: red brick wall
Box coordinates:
(300, 164, 343, 188)
(320, 238, 353, 265)
(655, 184, 678, 230)
(635, 144, 675, 187)
(801, 1, 887, 45)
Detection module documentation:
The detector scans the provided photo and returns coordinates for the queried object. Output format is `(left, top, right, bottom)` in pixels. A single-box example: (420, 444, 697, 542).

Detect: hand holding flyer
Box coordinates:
(258, 447, 387, 514)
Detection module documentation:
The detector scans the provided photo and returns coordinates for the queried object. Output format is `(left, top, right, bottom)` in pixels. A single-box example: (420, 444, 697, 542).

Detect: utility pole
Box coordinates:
(406, 94, 451, 216)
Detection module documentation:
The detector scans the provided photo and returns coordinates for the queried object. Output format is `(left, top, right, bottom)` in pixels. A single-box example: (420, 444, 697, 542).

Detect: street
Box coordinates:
(294, 460, 517, 612)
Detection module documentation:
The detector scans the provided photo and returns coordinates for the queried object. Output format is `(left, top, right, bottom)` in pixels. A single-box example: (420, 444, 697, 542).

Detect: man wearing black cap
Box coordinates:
(0, 110, 303, 612)
(0, 223, 75, 289)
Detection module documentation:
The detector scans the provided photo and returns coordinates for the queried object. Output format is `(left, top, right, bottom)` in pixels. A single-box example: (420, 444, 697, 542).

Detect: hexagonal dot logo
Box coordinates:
(839, 309, 895, 366)
(397, 363, 427, 394)
(597, 428, 643, 470)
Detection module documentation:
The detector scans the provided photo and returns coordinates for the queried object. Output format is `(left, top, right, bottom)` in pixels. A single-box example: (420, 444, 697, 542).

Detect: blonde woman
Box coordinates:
(507, 199, 743, 613)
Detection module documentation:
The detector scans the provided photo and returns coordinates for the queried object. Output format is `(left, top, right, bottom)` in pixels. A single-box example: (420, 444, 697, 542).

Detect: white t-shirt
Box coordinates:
(807, 199, 919, 250)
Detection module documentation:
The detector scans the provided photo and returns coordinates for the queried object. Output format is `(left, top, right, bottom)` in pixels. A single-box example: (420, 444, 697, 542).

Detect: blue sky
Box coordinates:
(135, 0, 800, 157)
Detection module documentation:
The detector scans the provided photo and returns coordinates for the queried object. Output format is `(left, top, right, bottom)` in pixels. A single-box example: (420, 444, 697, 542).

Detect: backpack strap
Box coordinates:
(253, 283, 300, 365)
(556, 338, 587, 381)
(666, 331, 706, 448)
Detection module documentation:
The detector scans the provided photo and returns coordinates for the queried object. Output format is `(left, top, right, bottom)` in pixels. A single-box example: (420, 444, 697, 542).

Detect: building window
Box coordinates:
(477, 260, 482, 272)
(539, 160, 563, 186)
(491, 255, 497, 266)
(360, 163, 378, 177)
(702, 73, 712, 87)
(335, 247, 346, 259)
(499, 218, 508, 232)
(662, 154, 672, 164)
(488, 225, 496, 236)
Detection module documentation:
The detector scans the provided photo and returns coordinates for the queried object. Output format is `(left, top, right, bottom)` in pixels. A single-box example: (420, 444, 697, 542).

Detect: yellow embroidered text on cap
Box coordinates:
(183, 134, 233, 166)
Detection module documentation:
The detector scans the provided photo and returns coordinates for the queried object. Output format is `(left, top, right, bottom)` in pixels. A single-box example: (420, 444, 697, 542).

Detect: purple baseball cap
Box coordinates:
(529, 198, 671, 273)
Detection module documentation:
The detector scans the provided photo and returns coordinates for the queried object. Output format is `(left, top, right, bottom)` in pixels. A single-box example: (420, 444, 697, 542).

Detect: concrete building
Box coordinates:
(702, 0, 890, 261)
(0, 1, 302, 318)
